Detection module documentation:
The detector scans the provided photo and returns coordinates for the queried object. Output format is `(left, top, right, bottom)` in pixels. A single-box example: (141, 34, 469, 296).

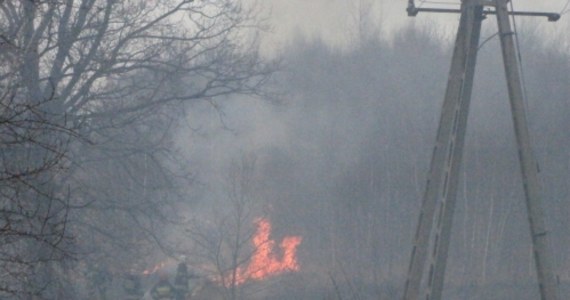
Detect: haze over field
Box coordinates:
(1, 1, 569, 299)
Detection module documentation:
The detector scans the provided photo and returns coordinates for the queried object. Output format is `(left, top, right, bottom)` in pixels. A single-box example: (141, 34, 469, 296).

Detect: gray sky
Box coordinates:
(255, 0, 570, 53)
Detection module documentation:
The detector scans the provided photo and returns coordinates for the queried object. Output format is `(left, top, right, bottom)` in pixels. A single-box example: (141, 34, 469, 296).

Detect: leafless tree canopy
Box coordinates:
(184, 154, 263, 300)
(0, 0, 273, 298)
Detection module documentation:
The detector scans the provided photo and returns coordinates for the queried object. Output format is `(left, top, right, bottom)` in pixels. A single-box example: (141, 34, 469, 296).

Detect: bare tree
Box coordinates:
(347, 0, 375, 47)
(1, 0, 273, 297)
(185, 154, 265, 300)
(0, 34, 81, 297)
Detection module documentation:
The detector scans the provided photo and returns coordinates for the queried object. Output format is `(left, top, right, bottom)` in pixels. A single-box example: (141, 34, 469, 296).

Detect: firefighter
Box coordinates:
(123, 273, 144, 300)
(150, 272, 175, 300)
(173, 262, 192, 300)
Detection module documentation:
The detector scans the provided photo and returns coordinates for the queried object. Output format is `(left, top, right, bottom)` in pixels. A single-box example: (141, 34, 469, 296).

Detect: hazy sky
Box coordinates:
(256, 0, 570, 53)
(181, 0, 570, 175)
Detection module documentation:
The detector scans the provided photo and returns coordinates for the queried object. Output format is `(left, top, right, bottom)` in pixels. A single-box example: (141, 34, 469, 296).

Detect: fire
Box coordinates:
(141, 218, 302, 287)
(230, 217, 302, 285)
(142, 259, 172, 275)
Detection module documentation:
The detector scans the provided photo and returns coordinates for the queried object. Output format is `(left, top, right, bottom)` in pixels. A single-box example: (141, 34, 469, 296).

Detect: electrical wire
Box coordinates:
(478, 32, 499, 51)
(560, 0, 570, 15)
(509, 0, 541, 170)
(415, 0, 423, 7)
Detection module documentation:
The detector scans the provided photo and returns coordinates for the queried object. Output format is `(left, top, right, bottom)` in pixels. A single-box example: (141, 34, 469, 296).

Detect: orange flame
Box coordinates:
(141, 218, 302, 286)
(229, 217, 302, 285)
(142, 260, 171, 275)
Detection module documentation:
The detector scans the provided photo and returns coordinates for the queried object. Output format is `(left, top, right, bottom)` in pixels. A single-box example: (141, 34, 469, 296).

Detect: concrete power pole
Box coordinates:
(402, 1, 560, 300)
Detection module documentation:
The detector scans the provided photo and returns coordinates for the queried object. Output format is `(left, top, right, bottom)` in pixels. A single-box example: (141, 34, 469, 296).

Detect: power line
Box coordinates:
(478, 32, 499, 50)
(560, 0, 570, 15)
(509, 0, 542, 173)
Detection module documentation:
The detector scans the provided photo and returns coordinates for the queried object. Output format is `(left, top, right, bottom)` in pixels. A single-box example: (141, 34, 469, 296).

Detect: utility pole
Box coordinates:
(402, 1, 561, 300)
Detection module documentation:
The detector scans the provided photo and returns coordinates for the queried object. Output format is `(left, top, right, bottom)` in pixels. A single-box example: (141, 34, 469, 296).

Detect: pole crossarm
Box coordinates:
(407, 2, 560, 21)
